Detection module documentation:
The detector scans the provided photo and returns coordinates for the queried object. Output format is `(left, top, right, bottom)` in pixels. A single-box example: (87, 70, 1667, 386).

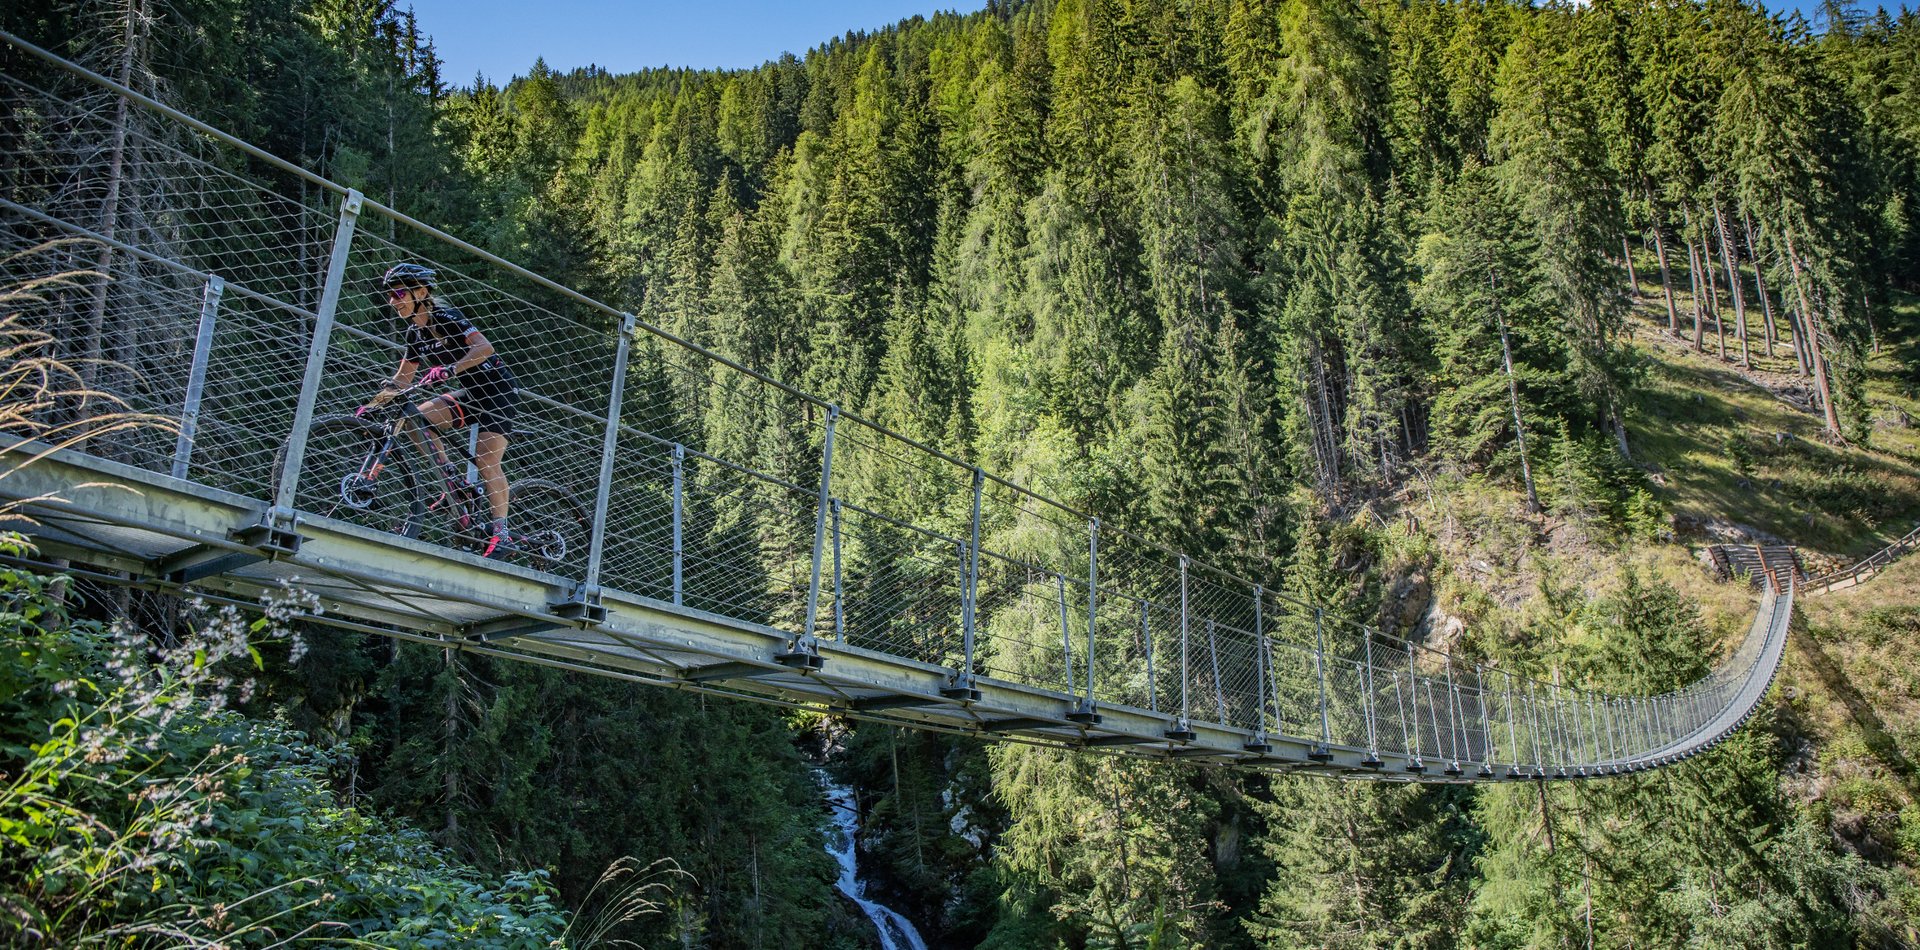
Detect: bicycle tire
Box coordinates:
(508, 478, 592, 574)
(273, 414, 425, 539)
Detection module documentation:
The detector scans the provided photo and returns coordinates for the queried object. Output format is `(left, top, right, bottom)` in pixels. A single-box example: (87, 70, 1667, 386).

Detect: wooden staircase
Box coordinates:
(1709, 544, 1804, 590)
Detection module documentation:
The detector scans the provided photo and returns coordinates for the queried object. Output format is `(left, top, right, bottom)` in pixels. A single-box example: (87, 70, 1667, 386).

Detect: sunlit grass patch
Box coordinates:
(1624, 305, 1920, 560)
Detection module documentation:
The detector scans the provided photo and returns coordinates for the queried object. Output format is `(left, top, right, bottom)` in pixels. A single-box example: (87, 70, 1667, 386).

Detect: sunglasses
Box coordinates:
(388, 287, 414, 302)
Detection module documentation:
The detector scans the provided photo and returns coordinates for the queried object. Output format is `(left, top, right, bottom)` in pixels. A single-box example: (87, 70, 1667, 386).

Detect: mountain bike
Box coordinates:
(272, 380, 591, 572)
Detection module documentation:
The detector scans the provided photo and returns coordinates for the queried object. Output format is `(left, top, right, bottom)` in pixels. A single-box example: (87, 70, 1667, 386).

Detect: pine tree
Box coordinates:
(1489, 7, 1632, 458)
(1415, 161, 1572, 510)
(1247, 778, 1475, 949)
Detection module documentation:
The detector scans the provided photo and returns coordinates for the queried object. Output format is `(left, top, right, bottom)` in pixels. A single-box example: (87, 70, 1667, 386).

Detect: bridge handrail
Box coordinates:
(1805, 523, 1920, 594)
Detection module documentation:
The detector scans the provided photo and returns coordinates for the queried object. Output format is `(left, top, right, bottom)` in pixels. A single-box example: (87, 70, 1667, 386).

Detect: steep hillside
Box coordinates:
(1627, 293, 1920, 567)
(1370, 287, 1920, 945)
(1796, 554, 1920, 883)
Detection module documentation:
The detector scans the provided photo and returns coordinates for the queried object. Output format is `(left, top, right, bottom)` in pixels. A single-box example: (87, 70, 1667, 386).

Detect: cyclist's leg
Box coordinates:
(406, 394, 462, 469)
(475, 431, 509, 522)
(467, 377, 518, 551)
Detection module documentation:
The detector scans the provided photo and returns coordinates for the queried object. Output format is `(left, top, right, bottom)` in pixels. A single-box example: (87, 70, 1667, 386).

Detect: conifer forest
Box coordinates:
(5, 0, 1920, 946)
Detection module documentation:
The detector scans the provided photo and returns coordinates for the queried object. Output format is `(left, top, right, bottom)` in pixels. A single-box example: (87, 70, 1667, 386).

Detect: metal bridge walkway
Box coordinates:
(0, 29, 1791, 782)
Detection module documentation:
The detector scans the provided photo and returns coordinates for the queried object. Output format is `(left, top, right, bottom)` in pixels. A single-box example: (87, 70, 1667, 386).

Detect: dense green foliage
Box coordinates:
(7, 0, 1920, 946)
(0, 543, 569, 945)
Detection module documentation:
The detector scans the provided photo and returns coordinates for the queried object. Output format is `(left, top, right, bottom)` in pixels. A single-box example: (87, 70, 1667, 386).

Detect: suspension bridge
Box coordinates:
(0, 30, 1793, 783)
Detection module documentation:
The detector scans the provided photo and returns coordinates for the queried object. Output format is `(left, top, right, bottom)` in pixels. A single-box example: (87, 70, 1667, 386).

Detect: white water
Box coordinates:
(819, 772, 931, 950)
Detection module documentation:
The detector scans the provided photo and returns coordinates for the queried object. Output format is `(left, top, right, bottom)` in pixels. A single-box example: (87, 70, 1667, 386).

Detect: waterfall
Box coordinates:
(818, 772, 931, 950)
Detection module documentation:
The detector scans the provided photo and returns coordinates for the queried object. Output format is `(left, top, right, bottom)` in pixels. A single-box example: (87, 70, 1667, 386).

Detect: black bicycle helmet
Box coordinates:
(379, 262, 437, 289)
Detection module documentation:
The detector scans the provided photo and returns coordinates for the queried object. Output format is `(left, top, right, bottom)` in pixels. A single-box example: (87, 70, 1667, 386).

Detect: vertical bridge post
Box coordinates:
(579, 312, 633, 602)
(171, 273, 223, 480)
(1069, 518, 1100, 723)
(1361, 632, 1381, 767)
(784, 404, 836, 668)
(944, 468, 984, 701)
(671, 443, 684, 605)
(1246, 585, 1271, 753)
(1405, 639, 1423, 771)
(1482, 664, 1497, 775)
(1310, 607, 1332, 760)
(1167, 555, 1194, 741)
(271, 188, 361, 522)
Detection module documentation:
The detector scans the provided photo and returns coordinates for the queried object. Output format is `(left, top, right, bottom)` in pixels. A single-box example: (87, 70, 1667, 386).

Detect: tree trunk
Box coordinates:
(1714, 199, 1750, 369)
(1742, 207, 1778, 359)
(1311, 348, 1340, 489)
(1705, 248, 1726, 360)
(1788, 306, 1812, 377)
(1491, 266, 1540, 513)
(1864, 291, 1879, 355)
(81, 6, 141, 398)
(1783, 227, 1842, 438)
(1650, 219, 1680, 334)
(1686, 235, 1705, 352)
(1704, 231, 1726, 360)
(1622, 235, 1640, 299)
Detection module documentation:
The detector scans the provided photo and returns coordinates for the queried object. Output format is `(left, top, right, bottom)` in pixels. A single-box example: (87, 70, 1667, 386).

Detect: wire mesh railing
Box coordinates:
(0, 27, 1794, 778)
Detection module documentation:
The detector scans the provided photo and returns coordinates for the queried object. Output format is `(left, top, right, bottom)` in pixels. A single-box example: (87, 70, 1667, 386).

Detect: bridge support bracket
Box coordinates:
(1165, 719, 1196, 743)
(1242, 733, 1273, 755)
(153, 518, 302, 584)
(940, 673, 980, 703)
(1065, 700, 1101, 726)
(552, 588, 607, 626)
(1307, 745, 1334, 762)
(233, 519, 300, 556)
(775, 646, 824, 672)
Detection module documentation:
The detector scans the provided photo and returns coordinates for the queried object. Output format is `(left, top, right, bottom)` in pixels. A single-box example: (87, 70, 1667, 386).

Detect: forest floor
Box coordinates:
(1621, 287, 1920, 566)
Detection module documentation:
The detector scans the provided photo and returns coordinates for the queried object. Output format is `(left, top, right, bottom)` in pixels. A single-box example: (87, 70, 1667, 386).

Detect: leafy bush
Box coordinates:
(0, 541, 570, 946)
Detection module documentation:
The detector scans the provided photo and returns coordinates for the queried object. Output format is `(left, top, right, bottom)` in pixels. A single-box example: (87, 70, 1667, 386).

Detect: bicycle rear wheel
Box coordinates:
(274, 414, 424, 538)
(508, 478, 592, 574)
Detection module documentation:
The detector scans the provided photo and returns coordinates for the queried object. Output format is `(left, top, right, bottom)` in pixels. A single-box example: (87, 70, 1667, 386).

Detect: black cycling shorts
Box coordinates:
(451, 368, 518, 436)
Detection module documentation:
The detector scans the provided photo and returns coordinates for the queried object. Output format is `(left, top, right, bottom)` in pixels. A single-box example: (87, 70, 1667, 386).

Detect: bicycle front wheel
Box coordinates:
(508, 478, 592, 574)
(275, 414, 425, 539)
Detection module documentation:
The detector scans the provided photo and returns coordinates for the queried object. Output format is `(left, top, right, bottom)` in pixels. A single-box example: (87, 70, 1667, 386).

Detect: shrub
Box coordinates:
(0, 542, 570, 946)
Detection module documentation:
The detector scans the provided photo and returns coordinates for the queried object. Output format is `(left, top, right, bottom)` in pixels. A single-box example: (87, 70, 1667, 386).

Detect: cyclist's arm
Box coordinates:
(450, 329, 496, 373)
(368, 359, 420, 406)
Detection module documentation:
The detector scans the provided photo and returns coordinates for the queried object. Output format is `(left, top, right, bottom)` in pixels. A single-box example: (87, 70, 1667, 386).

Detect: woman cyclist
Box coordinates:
(360, 263, 521, 558)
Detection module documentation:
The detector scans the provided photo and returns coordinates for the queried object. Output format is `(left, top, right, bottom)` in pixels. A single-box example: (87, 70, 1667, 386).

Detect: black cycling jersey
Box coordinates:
(404, 303, 508, 379)
(404, 302, 519, 435)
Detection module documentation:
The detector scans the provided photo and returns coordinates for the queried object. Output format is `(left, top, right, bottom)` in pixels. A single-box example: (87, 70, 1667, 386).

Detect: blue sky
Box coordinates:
(404, 1, 985, 86)
(404, 0, 1888, 87)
